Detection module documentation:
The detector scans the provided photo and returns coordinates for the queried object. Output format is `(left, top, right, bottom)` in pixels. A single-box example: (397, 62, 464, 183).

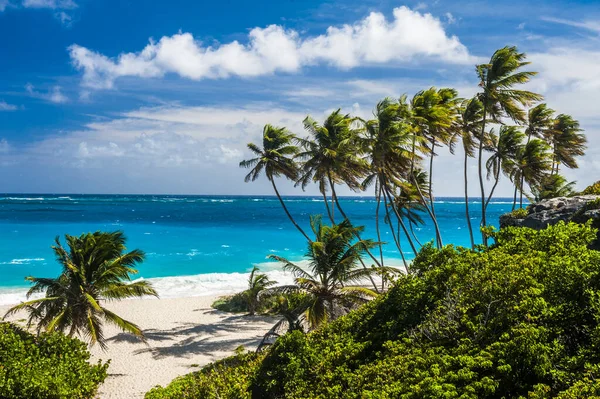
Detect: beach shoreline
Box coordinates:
(1, 295, 278, 399)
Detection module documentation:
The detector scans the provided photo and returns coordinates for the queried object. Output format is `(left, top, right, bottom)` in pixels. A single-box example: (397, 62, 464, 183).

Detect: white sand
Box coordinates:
(1, 296, 278, 399)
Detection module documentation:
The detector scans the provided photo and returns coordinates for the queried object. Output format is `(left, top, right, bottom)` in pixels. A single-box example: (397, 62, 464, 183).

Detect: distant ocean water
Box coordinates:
(0, 195, 517, 304)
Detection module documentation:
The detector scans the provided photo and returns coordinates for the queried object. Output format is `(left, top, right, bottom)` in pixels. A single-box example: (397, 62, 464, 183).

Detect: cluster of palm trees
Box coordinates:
(240, 45, 587, 261)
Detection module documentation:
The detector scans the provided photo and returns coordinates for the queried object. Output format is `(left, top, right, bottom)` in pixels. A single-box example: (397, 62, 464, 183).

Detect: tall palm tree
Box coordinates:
(268, 216, 382, 329)
(520, 103, 555, 197)
(410, 88, 459, 248)
(297, 110, 368, 223)
(475, 46, 543, 245)
(244, 266, 276, 316)
(240, 124, 310, 241)
(361, 98, 418, 259)
(456, 98, 484, 249)
(548, 114, 587, 175)
(4, 231, 158, 349)
(484, 126, 525, 208)
(513, 139, 553, 208)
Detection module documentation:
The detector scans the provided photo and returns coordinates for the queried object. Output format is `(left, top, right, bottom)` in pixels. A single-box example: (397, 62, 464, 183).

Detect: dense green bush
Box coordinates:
(506, 207, 529, 219)
(147, 222, 600, 398)
(0, 322, 108, 399)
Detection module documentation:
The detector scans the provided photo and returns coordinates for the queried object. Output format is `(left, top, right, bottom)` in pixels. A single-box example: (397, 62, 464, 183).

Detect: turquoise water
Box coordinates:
(0, 195, 515, 303)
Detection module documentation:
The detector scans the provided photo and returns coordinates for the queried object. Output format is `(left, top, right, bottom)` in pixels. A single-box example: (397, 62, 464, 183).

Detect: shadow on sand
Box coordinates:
(106, 309, 277, 360)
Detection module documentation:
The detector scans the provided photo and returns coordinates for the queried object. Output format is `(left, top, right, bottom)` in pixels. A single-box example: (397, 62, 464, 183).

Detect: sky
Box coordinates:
(0, 0, 599, 196)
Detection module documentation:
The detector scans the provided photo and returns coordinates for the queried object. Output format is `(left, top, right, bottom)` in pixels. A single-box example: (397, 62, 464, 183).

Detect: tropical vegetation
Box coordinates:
(0, 322, 108, 399)
(3, 231, 158, 349)
(145, 222, 600, 398)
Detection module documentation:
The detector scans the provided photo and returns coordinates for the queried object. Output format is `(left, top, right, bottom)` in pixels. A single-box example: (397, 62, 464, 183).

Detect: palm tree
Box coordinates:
(485, 126, 525, 209)
(410, 88, 459, 248)
(520, 103, 555, 197)
(297, 110, 368, 223)
(244, 266, 276, 316)
(513, 139, 553, 208)
(456, 98, 484, 249)
(4, 231, 158, 349)
(240, 124, 310, 241)
(475, 46, 542, 245)
(548, 114, 587, 175)
(268, 216, 382, 329)
(530, 174, 576, 201)
(361, 98, 418, 261)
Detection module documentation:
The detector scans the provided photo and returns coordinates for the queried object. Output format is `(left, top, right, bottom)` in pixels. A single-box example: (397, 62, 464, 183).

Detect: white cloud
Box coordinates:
(21, 0, 77, 9)
(445, 12, 456, 24)
(68, 6, 476, 89)
(541, 16, 600, 33)
(0, 100, 18, 111)
(25, 83, 69, 104)
(531, 48, 600, 91)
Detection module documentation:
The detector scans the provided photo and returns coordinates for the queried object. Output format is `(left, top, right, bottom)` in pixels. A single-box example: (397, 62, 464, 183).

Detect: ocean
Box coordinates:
(0, 194, 516, 304)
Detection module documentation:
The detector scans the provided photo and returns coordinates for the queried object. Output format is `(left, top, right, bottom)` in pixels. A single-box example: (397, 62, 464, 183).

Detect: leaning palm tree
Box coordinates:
(268, 216, 383, 329)
(244, 266, 276, 316)
(297, 110, 368, 223)
(410, 87, 458, 248)
(475, 46, 543, 245)
(513, 139, 553, 208)
(548, 114, 587, 175)
(361, 98, 418, 260)
(456, 98, 484, 249)
(240, 124, 310, 241)
(485, 126, 525, 209)
(529, 174, 576, 202)
(4, 231, 158, 349)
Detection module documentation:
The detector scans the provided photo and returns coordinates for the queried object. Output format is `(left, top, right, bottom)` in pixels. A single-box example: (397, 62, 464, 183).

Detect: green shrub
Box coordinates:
(507, 207, 529, 219)
(580, 180, 600, 195)
(211, 292, 248, 313)
(0, 322, 108, 399)
(149, 222, 600, 398)
(145, 351, 261, 399)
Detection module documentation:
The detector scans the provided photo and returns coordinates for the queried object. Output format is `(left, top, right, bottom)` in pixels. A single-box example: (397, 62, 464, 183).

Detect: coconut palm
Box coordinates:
(4, 231, 158, 349)
(530, 174, 576, 201)
(244, 266, 276, 316)
(410, 88, 459, 248)
(520, 104, 555, 198)
(475, 46, 543, 245)
(240, 124, 310, 241)
(297, 110, 368, 223)
(456, 98, 484, 249)
(268, 216, 382, 329)
(548, 114, 587, 175)
(513, 139, 553, 208)
(361, 98, 418, 260)
(485, 126, 525, 209)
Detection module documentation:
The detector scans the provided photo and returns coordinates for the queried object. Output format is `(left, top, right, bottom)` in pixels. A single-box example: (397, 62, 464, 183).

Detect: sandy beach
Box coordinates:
(1, 295, 278, 399)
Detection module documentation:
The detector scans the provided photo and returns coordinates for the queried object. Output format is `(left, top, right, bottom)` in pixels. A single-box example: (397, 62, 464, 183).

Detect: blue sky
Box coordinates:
(0, 0, 599, 195)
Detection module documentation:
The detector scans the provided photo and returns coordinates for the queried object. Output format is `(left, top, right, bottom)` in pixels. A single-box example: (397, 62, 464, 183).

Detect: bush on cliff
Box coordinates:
(146, 222, 600, 399)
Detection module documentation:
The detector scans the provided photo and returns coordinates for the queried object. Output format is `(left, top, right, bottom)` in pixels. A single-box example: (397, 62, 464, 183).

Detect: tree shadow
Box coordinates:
(106, 312, 277, 360)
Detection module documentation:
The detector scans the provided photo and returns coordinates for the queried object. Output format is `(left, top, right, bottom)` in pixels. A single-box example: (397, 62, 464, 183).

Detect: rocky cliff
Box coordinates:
(500, 195, 600, 248)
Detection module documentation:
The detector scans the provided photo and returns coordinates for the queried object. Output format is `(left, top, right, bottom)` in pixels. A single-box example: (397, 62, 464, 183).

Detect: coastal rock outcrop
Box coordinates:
(500, 195, 600, 248)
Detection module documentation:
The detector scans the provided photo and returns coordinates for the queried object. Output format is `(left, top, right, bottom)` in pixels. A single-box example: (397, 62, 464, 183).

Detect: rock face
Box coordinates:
(500, 195, 600, 230)
(500, 195, 600, 249)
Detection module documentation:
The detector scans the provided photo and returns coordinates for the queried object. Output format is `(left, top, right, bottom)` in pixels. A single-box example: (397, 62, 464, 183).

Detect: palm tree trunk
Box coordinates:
(512, 184, 518, 211)
(463, 150, 475, 249)
(270, 179, 311, 242)
(485, 164, 501, 210)
(381, 182, 419, 254)
(428, 137, 438, 225)
(478, 106, 488, 246)
(382, 190, 408, 272)
(321, 183, 334, 224)
(374, 181, 385, 269)
(410, 175, 443, 249)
